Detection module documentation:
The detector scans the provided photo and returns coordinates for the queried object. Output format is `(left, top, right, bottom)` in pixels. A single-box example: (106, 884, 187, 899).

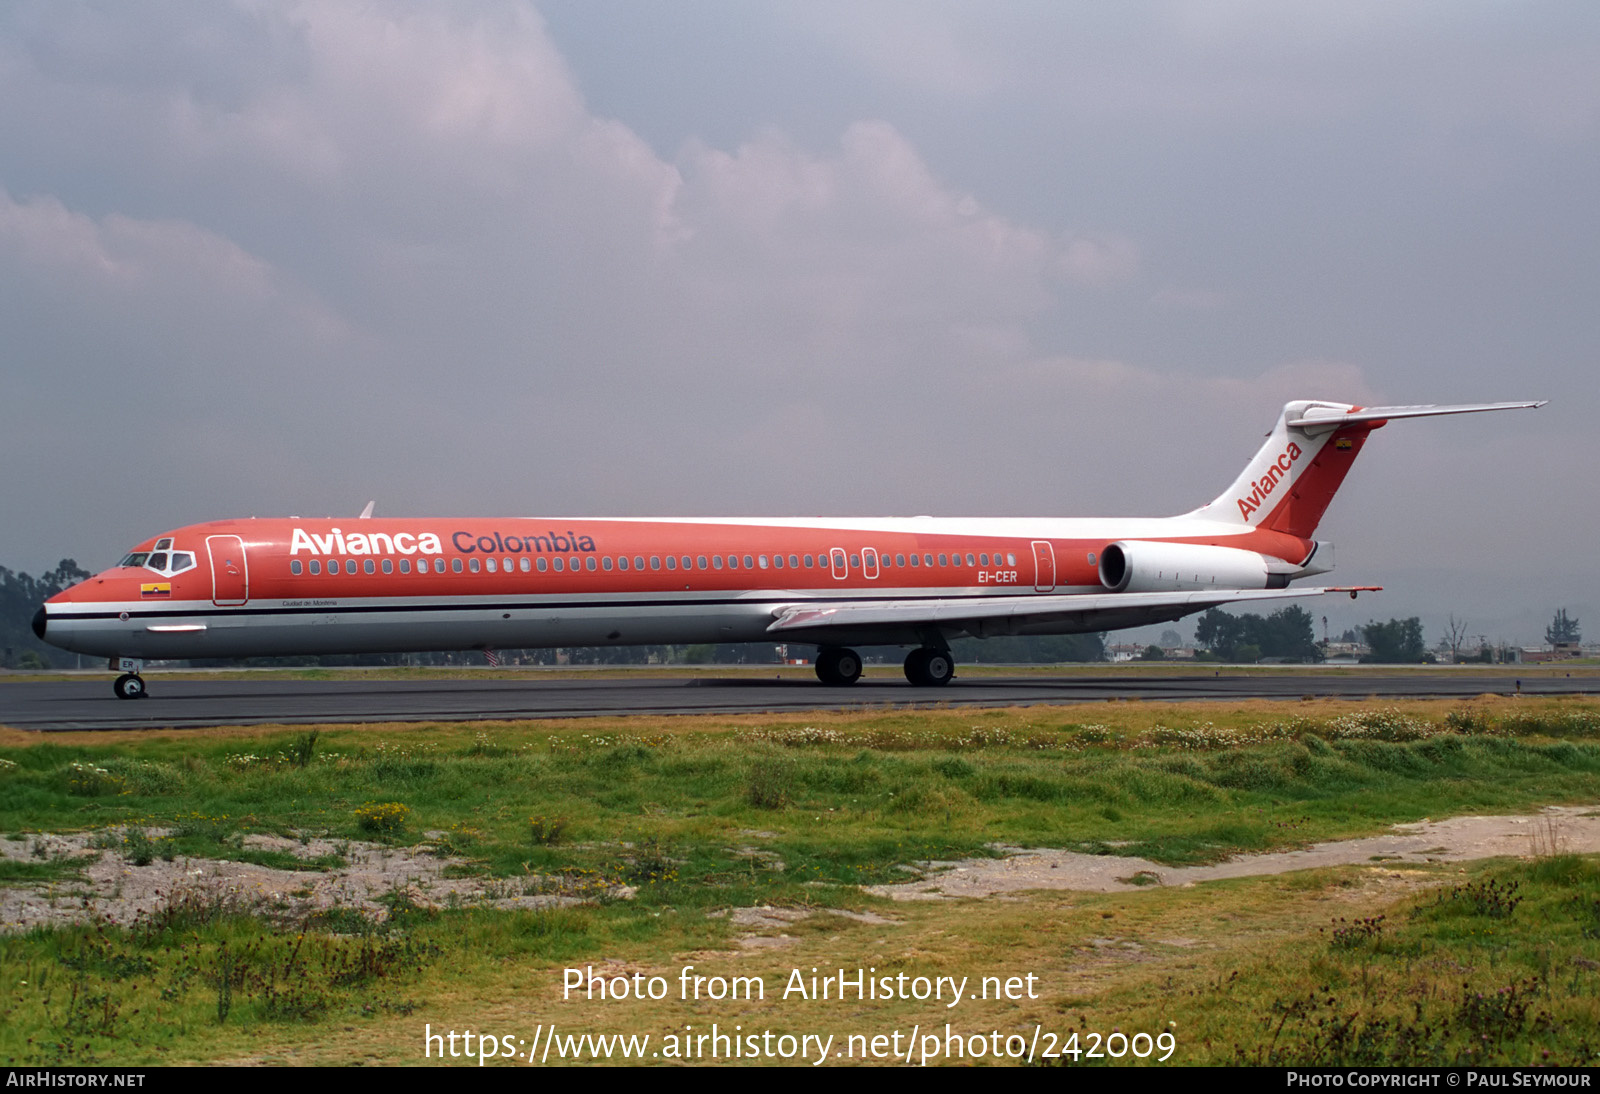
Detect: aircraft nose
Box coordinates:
(31, 607, 46, 640)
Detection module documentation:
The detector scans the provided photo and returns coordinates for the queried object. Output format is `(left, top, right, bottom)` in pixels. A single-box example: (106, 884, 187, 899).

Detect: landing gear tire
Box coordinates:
(815, 647, 863, 686)
(113, 673, 147, 700)
(904, 648, 954, 687)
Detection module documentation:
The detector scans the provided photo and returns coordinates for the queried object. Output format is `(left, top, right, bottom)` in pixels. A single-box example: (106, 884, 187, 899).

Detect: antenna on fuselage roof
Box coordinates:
(358, 500, 375, 520)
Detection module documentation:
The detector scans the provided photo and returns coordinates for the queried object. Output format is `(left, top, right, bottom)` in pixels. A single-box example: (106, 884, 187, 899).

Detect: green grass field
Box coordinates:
(3, 695, 1600, 1066)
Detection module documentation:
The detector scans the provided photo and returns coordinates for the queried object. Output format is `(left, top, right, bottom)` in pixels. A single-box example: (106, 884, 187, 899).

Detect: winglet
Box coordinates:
(358, 500, 375, 520)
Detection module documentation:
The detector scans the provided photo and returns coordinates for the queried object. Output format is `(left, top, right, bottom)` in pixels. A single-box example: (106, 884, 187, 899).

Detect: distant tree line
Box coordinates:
(1194, 606, 1321, 663)
(1, 560, 92, 668)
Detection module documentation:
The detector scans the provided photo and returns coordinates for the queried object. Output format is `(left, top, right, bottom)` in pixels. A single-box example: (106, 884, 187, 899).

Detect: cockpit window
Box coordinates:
(122, 544, 198, 577)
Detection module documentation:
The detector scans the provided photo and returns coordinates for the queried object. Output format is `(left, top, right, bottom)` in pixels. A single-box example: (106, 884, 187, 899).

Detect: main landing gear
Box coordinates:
(812, 646, 956, 687)
(110, 658, 147, 700)
(814, 646, 863, 686)
(903, 647, 955, 688)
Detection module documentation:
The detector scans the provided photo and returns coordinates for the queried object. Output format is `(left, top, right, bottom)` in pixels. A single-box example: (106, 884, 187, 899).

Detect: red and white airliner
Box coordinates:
(35, 399, 1541, 698)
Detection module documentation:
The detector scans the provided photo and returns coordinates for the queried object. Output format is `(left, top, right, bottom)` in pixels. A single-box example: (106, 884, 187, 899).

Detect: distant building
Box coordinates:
(1523, 642, 1583, 663)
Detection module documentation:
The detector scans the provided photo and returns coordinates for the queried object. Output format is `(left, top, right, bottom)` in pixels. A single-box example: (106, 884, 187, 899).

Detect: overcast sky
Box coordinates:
(1, 1, 1593, 645)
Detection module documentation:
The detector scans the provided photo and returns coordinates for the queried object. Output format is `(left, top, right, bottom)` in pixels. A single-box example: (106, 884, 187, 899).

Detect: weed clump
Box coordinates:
(529, 815, 568, 846)
(290, 731, 319, 768)
(354, 802, 410, 836)
(1325, 915, 1385, 949)
(1323, 709, 1435, 742)
(64, 763, 124, 797)
(746, 757, 796, 809)
(1435, 878, 1524, 919)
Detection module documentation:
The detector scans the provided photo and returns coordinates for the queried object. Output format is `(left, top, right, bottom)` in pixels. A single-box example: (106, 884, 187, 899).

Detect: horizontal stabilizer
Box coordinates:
(1286, 401, 1545, 432)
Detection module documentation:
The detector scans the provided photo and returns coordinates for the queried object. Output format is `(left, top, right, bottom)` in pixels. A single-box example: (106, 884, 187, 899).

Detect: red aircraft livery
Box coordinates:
(34, 399, 1542, 699)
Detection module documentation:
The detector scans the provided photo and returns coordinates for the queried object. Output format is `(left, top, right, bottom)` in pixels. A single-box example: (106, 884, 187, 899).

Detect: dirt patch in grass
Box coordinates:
(0, 828, 627, 932)
(868, 805, 1600, 900)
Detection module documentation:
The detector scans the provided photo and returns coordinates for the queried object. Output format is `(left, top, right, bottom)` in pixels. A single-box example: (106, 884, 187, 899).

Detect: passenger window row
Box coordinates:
(286, 549, 1021, 577)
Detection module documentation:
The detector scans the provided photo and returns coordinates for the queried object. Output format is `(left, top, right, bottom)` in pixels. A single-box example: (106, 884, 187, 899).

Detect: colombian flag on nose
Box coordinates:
(140, 583, 171, 598)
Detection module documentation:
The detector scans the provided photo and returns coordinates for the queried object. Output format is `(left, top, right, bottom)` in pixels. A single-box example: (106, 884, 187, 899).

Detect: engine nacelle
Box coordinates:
(1098, 540, 1283, 593)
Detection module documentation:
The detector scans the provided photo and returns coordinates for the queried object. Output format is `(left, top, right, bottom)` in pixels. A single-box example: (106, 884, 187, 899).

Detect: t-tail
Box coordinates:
(1186, 399, 1546, 538)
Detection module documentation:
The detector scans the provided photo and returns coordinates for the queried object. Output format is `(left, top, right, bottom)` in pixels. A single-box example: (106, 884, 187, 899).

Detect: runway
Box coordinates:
(3, 669, 1597, 732)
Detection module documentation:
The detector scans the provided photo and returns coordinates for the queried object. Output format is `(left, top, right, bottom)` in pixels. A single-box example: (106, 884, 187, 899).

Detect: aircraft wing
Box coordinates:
(767, 586, 1372, 637)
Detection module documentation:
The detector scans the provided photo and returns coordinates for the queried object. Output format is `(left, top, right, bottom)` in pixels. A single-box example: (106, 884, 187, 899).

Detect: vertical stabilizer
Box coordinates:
(1185, 399, 1544, 539)
(1186, 400, 1374, 539)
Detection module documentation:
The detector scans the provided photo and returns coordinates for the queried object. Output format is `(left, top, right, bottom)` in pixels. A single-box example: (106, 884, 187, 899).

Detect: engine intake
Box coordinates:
(1098, 541, 1282, 593)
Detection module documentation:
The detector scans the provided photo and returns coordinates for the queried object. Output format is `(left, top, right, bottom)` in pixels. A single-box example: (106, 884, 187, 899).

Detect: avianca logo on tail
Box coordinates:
(1237, 442, 1304, 519)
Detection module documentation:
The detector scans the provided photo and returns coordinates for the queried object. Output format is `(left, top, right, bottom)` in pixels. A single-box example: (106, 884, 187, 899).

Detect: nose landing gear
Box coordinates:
(113, 673, 147, 700)
(109, 657, 148, 700)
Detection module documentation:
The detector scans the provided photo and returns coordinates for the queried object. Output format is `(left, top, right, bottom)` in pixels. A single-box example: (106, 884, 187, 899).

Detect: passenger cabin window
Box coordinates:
(364, 559, 376, 574)
(553, 557, 564, 572)
(308, 560, 320, 575)
(520, 557, 531, 572)
(400, 558, 411, 574)
(468, 558, 480, 573)
(485, 558, 496, 573)
(537, 557, 548, 572)
(789, 555, 799, 568)
(291, 560, 302, 575)
(451, 558, 463, 573)
(603, 557, 613, 571)
(587, 557, 598, 571)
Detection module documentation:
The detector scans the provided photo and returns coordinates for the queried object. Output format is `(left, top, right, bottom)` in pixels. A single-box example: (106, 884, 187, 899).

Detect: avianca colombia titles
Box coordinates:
(33, 399, 1542, 699)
